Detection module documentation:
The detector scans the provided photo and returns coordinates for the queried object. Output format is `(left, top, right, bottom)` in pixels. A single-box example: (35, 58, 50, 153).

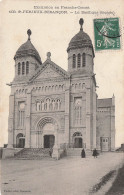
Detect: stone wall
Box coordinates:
(68, 48, 94, 73)
(96, 103, 115, 151)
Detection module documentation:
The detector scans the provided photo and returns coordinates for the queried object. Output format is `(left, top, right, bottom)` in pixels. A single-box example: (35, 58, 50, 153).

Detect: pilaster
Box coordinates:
(86, 88, 91, 150)
(52, 125, 60, 160)
(93, 90, 97, 149)
(110, 105, 115, 151)
(25, 91, 31, 148)
(7, 94, 15, 148)
(64, 80, 70, 144)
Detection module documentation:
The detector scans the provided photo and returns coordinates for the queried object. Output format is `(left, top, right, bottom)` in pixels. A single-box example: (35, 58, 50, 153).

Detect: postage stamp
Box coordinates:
(94, 18, 121, 51)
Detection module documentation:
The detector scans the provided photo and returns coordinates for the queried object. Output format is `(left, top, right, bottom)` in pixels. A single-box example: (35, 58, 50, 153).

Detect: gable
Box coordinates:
(35, 65, 62, 80)
(29, 59, 70, 83)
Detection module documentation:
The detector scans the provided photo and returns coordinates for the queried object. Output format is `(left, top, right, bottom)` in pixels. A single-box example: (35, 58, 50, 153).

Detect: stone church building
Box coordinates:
(7, 19, 115, 157)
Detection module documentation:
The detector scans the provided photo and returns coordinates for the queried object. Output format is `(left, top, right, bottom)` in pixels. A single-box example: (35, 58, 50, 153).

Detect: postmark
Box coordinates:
(94, 18, 121, 51)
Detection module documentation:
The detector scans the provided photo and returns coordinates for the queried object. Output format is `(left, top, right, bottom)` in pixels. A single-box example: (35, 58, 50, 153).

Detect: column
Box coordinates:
(36, 132, 39, 148)
(110, 104, 115, 151)
(52, 124, 59, 159)
(25, 91, 31, 148)
(42, 134, 44, 148)
(93, 89, 97, 149)
(54, 128, 58, 147)
(64, 80, 70, 145)
(38, 131, 42, 148)
(86, 88, 91, 150)
(7, 94, 15, 148)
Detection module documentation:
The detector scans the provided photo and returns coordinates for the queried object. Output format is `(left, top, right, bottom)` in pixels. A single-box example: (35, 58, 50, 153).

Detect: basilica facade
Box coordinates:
(7, 19, 115, 152)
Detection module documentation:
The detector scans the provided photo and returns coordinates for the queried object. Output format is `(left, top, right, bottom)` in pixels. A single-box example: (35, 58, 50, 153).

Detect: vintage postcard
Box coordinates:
(0, 0, 124, 195)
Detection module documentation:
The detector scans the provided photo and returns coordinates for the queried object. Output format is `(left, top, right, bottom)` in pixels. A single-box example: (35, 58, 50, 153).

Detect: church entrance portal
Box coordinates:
(74, 138, 82, 148)
(44, 135, 55, 148)
(16, 133, 25, 148)
(73, 132, 83, 148)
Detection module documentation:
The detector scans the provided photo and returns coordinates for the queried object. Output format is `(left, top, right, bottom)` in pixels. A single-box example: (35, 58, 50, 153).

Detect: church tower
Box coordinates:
(68, 19, 97, 150)
(7, 30, 42, 149)
(3, 18, 115, 160)
(14, 29, 42, 82)
(67, 18, 95, 74)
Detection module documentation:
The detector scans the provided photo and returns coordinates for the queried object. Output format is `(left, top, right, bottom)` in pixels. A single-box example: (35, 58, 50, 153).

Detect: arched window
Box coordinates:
(45, 86, 47, 91)
(41, 101, 44, 111)
(55, 102, 58, 110)
(77, 54, 81, 67)
(49, 102, 53, 110)
(74, 98, 82, 125)
(52, 100, 55, 110)
(57, 99, 61, 110)
(22, 62, 25, 75)
(55, 85, 58, 91)
(82, 53, 86, 67)
(26, 61, 29, 74)
(46, 98, 50, 111)
(36, 101, 41, 111)
(72, 54, 76, 68)
(18, 102, 25, 127)
(18, 62, 21, 75)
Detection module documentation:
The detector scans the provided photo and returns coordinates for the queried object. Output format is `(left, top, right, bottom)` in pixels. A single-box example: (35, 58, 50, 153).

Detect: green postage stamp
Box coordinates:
(94, 18, 121, 51)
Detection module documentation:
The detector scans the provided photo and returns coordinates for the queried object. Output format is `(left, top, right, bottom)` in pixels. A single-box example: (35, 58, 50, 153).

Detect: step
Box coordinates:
(13, 148, 51, 160)
(67, 148, 92, 156)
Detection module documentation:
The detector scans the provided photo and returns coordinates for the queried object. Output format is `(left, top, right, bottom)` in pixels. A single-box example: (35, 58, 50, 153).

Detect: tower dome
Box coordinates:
(14, 29, 42, 64)
(67, 19, 95, 73)
(14, 30, 42, 82)
(67, 31, 93, 53)
(67, 18, 94, 57)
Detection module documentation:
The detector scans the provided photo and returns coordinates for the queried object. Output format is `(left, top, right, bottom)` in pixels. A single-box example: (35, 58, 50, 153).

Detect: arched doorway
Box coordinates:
(73, 132, 83, 148)
(75, 138, 82, 148)
(36, 117, 59, 148)
(44, 135, 55, 148)
(16, 133, 25, 148)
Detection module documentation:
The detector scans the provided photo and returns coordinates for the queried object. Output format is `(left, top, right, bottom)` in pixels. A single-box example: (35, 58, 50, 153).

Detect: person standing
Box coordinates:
(92, 148, 98, 158)
(81, 148, 86, 158)
(49, 148, 53, 157)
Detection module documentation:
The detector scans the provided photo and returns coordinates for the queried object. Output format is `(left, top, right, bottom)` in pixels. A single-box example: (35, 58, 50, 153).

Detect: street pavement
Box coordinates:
(1, 152, 124, 195)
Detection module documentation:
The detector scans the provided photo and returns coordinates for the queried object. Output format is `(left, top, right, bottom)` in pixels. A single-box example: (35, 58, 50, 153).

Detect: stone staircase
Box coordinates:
(66, 148, 92, 157)
(13, 148, 52, 160)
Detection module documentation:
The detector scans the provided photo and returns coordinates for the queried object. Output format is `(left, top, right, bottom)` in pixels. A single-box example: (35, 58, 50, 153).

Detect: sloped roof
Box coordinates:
(14, 40, 42, 64)
(29, 58, 70, 83)
(67, 29, 95, 57)
(97, 98, 112, 107)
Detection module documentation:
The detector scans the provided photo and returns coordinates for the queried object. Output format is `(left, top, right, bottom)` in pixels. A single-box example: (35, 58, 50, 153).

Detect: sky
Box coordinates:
(0, 0, 124, 147)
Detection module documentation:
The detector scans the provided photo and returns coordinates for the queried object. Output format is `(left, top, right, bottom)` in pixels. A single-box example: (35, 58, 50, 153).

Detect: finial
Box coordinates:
(79, 18, 84, 31)
(27, 29, 32, 40)
(112, 93, 115, 106)
(47, 52, 51, 60)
